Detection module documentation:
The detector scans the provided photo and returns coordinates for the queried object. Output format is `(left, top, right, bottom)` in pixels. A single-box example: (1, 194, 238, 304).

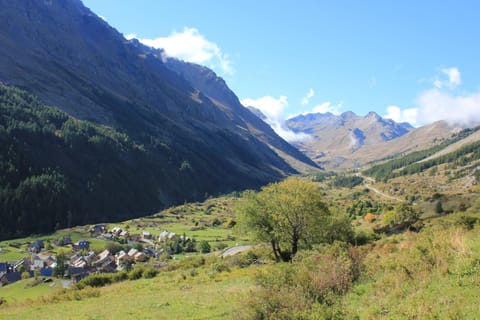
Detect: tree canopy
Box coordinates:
(236, 177, 353, 262)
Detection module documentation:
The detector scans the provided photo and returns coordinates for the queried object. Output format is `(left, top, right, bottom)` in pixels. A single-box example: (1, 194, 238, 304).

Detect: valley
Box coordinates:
(1, 1, 480, 319)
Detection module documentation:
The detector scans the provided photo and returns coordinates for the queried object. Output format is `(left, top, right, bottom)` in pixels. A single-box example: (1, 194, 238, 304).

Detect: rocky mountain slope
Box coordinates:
(286, 111, 413, 169)
(0, 0, 317, 237)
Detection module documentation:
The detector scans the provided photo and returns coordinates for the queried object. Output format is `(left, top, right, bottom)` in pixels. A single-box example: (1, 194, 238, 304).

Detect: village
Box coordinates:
(0, 224, 195, 287)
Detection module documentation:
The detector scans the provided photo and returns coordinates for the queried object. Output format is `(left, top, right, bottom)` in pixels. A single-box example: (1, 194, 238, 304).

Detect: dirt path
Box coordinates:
(221, 245, 252, 257)
(357, 173, 402, 202)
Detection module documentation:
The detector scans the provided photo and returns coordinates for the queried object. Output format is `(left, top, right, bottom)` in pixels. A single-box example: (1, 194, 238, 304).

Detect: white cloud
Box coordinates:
(434, 67, 461, 89)
(382, 67, 480, 127)
(301, 88, 315, 106)
(384, 105, 418, 125)
(240, 96, 310, 142)
(311, 101, 342, 115)
(126, 27, 234, 75)
(416, 89, 480, 126)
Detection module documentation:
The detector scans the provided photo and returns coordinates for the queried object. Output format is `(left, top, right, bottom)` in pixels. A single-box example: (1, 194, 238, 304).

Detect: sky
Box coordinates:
(82, 0, 480, 139)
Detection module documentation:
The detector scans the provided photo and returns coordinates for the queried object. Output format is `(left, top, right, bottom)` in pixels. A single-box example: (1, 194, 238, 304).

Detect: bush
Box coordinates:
(143, 268, 159, 279)
(243, 244, 363, 318)
(77, 274, 113, 288)
(198, 240, 211, 253)
(457, 215, 478, 230)
(128, 267, 144, 280)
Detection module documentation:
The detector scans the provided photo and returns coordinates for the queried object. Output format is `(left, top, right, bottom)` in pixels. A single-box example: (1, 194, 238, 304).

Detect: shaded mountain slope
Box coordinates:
(0, 0, 315, 237)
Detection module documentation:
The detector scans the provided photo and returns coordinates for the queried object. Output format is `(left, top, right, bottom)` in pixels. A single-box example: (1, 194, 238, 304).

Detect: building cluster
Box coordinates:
(0, 224, 186, 287)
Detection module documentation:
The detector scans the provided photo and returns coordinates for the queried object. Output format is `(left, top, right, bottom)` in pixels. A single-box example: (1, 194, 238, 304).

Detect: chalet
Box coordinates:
(84, 251, 97, 264)
(127, 248, 139, 259)
(102, 233, 114, 241)
(30, 240, 44, 253)
(129, 234, 142, 242)
(115, 250, 129, 265)
(0, 263, 7, 273)
(72, 257, 87, 269)
(39, 268, 53, 277)
(63, 236, 73, 246)
(0, 272, 22, 287)
(32, 255, 45, 269)
(134, 251, 147, 262)
(111, 227, 122, 236)
(159, 230, 170, 241)
(95, 250, 115, 272)
(69, 267, 88, 283)
(74, 240, 90, 251)
(90, 224, 107, 235)
(142, 231, 152, 239)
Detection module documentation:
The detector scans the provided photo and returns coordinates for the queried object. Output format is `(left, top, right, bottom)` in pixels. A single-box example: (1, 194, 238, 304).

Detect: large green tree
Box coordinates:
(237, 177, 353, 262)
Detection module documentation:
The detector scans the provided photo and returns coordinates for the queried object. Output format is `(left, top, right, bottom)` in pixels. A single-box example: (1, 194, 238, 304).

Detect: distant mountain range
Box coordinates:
(286, 111, 462, 170)
(0, 0, 316, 238)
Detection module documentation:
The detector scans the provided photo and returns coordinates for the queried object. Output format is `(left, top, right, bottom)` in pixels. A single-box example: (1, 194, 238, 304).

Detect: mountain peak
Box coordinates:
(365, 111, 381, 120)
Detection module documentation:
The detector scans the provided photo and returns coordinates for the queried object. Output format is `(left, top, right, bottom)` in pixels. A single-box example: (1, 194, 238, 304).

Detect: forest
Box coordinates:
(0, 85, 164, 239)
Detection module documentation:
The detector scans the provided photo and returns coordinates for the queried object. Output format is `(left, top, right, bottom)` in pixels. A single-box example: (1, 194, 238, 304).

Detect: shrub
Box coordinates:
(198, 240, 211, 253)
(142, 268, 159, 279)
(128, 267, 144, 280)
(243, 244, 363, 318)
(457, 215, 478, 230)
(77, 274, 113, 288)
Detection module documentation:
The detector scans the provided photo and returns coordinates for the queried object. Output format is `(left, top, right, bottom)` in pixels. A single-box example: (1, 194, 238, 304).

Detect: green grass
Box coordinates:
(0, 278, 64, 304)
(343, 216, 480, 319)
(0, 267, 255, 319)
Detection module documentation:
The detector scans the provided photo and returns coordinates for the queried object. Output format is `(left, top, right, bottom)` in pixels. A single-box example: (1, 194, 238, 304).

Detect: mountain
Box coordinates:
(0, 0, 317, 238)
(286, 111, 413, 169)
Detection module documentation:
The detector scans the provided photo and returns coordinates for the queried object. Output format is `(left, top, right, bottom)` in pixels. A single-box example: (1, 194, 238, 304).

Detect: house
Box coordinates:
(90, 224, 107, 235)
(129, 234, 141, 242)
(39, 268, 53, 277)
(32, 255, 45, 269)
(159, 230, 170, 241)
(111, 227, 122, 236)
(103, 233, 114, 241)
(63, 235, 73, 246)
(74, 240, 90, 251)
(95, 250, 115, 272)
(30, 240, 44, 253)
(72, 257, 87, 269)
(115, 250, 129, 265)
(0, 263, 7, 273)
(84, 251, 97, 264)
(167, 232, 177, 240)
(119, 230, 130, 238)
(133, 251, 147, 262)
(0, 272, 22, 287)
(69, 267, 88, 283)
(142, 231, 152, 239)
(127, 248, 138, 259)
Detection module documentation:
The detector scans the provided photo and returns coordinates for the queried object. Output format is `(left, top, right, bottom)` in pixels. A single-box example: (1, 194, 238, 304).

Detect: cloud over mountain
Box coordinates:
(126, 27, 234, 75)
(241, 96, 309, 142)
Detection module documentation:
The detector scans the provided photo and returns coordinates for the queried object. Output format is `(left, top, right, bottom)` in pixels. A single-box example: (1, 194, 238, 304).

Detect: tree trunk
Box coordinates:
(271, 240, 280, 262)
(291, 233, 299, 258)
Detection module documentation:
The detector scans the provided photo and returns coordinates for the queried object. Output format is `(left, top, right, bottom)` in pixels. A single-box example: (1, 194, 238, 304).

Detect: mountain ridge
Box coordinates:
(286, 111, 414, 169)
(0, 0, 317, 237)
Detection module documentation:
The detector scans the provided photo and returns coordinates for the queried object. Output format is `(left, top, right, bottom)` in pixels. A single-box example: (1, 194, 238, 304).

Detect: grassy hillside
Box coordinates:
(1, 168, 479, 319)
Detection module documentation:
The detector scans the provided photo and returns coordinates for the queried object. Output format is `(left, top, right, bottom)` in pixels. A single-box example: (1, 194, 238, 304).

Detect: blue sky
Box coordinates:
(83, 0, 480, 137)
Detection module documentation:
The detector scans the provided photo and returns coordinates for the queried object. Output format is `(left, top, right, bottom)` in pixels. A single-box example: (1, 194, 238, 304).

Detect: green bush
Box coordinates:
(142, 268, 159, 279)
(128, 267, 144, 280)
(198, 240, 211, 253)
(457, 215, 478, 230)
